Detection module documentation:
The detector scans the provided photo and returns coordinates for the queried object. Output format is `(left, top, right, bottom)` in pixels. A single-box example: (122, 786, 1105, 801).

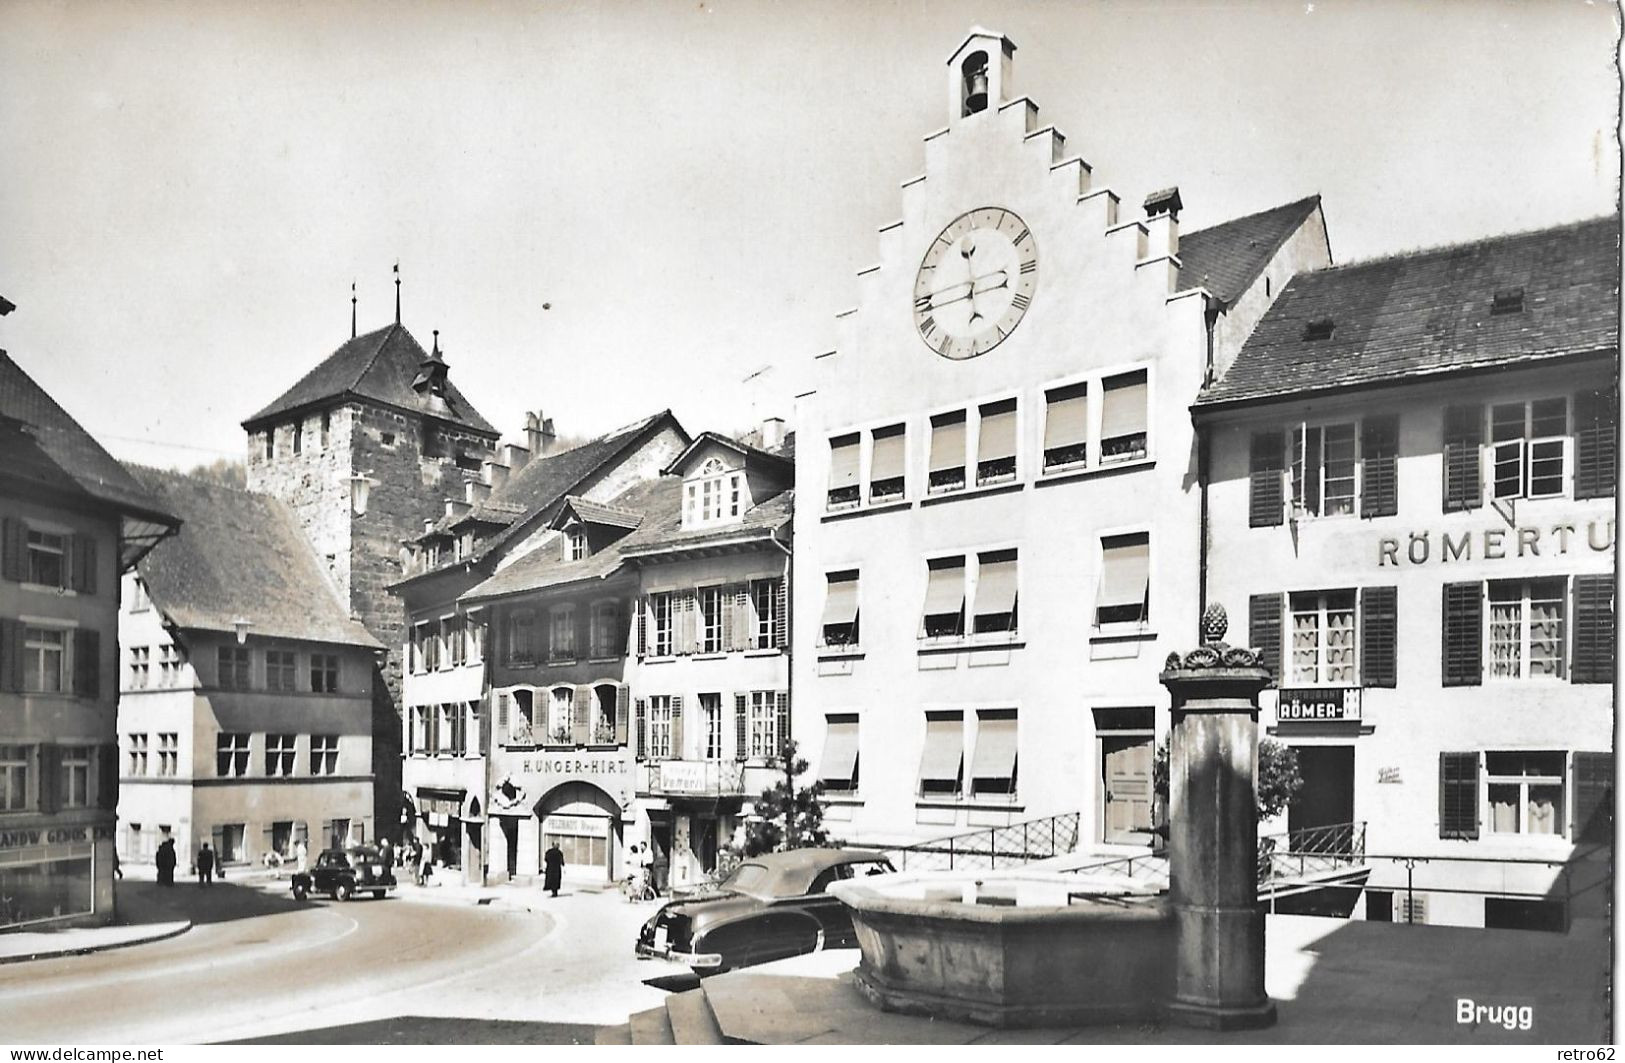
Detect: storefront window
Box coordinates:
(0, 856, 93, 928)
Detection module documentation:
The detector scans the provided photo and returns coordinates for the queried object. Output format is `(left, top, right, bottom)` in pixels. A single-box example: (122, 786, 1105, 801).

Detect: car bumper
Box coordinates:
(635, 941, 723, 968)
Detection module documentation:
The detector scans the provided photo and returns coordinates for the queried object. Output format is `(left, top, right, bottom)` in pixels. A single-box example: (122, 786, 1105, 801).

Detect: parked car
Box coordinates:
(635, 848, 894, 974)
(291, 845, 397, 901)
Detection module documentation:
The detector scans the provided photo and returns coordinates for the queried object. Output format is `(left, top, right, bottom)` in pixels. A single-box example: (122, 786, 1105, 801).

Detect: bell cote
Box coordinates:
(947, 28, 1015, 126)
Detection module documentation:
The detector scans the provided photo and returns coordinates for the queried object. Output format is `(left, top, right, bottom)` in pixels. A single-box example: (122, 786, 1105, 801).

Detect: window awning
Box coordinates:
(1044, 383, 1089, 448)
(822, 577, 859, 626)
(871, 428, 906, 481)
(970, 715, 1018, 779)
(1098, 536, 1150, 609)
(830, 435, 860, 487)
(1101, 372, 1148, 438)
(818, 719, 860, 784)
(929, 415, 967, 472)
(918, 716, 963, 785)
(923, 561, 965, 616)
(978, 403, 1017, 461)
(975, 556, 1018, 616)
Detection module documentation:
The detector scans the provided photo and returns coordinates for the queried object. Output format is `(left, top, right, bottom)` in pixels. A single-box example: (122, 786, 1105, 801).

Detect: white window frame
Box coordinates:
(650, 592, 674, 657)
(157, 733, 178, 777)
(1290, 420, 1359, 519)
(23, 624, 69, 694)
(25, 528, 67, 589)
(127, 732, 149, 776)
(1094, 527, 1153, 631)
(0, 745, 30, 811)
(750, 578, 778, 649)
(265, 649, 297, 692)
(567, 526, 589, 561)
(700, 692, 723, 761)
(748, 691, 778, 760)
(867, 423, 908, 504)
(310, 653, 339, 693)
(216, 733, 250, 777)
(310, 734, 339, 776)
(59, 746, 91, 808)
(265, 733, 296, 777)
(547, 686, 574, 745)
(918, 547, 1023, 642)
(1486, 578, 1567, 682)
(1485, 751, 1567, 838)
(1038, 362, 1156, 478)
(648, 695, 675, 760)
(129, 646, 150, 690)
(1287, 589, 1359, 686)
(697, 585, 725, 654)
(1488, 398, 1570, 502)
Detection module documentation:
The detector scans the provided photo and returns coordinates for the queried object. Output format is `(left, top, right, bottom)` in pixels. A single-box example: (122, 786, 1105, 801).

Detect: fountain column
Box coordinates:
(1159, 604, 1277, 1030)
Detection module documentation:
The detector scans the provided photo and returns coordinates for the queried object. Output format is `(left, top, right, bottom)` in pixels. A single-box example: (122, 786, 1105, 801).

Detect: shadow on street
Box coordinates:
(223, 1016, 600, 1045)
(118, 878, 326, 928)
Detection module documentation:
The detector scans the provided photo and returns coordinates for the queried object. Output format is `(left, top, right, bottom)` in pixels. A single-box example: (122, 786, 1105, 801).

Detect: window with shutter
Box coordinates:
(1288, 590, 1356, 684)
(73, 535, 97, 595)
(73, 629, 100, 699)
(869, 424, 907, 503)
(1096, 534, 1149, 627)
(918, 712, 964, 796)
(1572, 752, 1613, 842)
(634, 697, 648, 760)
(1360, 586, 1398, 688)
(774, 691, 790, 762)
(1572, 573, 1615, 684)
(818, 714, 859, 792)
(670, 696, 684, 760)
(922, 557, 966, 638)
(772, 576, 788, 649)
(821, 571, 860, 647)
(1249, 431, 1285, 527)
(1573, 386, 1618, 500)
(1043, 382, 1089, 471)
(1442, 404, 1484, 512)
(734, 694, 748, 761)
(1100, 370, 1148, 464)
(973, 550, 1018, 634)
(1441, 582, 1483, 686)
(1249, 593, 1283, 686)
(1439, 751, 1480, 840)
(827, 433, 861, 510)
(0, 519, 24, 582)
(616, 686, 630, 746)
(929, 410, 968, 494)
(572, 686, 592, 746)
(0, 618, 18, 693)
(1360, 415, 1399, 517)
(976, 399, 1018, 485)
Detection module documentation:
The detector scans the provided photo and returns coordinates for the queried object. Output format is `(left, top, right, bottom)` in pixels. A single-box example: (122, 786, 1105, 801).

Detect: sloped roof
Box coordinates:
(0, 351, 176, 525)
(130, 466, 381, 649)
(463, 476, 681, 603)
(620, 488, 793, 559)
(560, 495, 643, 530)
(1176, 195, 1323, 304)
(1195, 215, 1620, 411)
(661, 430, 796, 478)
(243, 323, 497, 436)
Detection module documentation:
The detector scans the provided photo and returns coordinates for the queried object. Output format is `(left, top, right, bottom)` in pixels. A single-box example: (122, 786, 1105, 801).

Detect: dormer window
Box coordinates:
(685, 456, 745, 527)
(567, 528, 588, 561)
(1492, 287, 1525, 315)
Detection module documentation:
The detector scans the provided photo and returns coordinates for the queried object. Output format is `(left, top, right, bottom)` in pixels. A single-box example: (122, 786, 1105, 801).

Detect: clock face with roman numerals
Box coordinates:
(913, 207, 1037, 360)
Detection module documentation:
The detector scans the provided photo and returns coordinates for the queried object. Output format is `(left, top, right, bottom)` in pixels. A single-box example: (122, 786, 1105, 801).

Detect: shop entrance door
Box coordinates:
(1101, 735, 1154, 842)
(1288, 745, 1356, 848)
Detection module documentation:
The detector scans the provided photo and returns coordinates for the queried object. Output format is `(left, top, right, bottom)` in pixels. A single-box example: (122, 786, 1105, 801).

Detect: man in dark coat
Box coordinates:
(155, 839, 176, 886)
(197, 842, 216, 886)
(543, 841, 564, 897)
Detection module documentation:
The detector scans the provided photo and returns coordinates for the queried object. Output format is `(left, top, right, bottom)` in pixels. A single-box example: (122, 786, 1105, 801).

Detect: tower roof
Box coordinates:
(243, 323, 497, 436)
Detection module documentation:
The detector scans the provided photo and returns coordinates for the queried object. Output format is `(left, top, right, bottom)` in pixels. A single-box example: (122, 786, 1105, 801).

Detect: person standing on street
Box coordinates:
(417, 840, 433, 887)
(155, 838, 176, 886)
(377, 836, 393, 879)
(294, 838, 309, 875)
(543, 840, 564, 897)
(196, 842, 216, 886)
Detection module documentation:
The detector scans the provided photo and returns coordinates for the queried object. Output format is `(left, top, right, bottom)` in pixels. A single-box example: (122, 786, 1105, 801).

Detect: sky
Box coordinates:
(0, 0, 1617, 469)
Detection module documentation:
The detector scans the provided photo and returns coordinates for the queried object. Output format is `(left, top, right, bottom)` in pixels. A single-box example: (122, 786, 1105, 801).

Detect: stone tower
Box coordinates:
(242, 320, 499, 833)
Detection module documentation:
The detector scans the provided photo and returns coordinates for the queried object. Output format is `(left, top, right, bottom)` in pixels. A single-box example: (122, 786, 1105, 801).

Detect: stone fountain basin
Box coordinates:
(828, 870, 1174, 1028)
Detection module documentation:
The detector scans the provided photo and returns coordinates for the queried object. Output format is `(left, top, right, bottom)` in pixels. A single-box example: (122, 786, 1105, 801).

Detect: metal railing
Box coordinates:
(883, 812, 1081, 872)
(645, 759, 748, 797)
(1257, 821, 1367, 884)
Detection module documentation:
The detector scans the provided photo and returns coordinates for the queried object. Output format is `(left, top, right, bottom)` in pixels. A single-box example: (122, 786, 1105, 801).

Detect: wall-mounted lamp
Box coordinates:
(348, 473, 377, 517)
(231, 617, 253, 645)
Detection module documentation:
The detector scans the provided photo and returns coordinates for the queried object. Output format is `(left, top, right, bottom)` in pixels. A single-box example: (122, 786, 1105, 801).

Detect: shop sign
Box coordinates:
(654, 759, 745, 795)
(1276, 687, 1361, 722)
(1377, 767, 1403, 784)
(516, 751, 629, 778)
(1378, 520, 1614, 567)
(0, 825, 113, 851)
(544, 815, 609, 837)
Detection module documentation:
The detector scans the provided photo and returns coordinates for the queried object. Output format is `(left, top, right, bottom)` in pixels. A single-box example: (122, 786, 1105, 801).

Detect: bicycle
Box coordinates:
(621, 871, 656, 903)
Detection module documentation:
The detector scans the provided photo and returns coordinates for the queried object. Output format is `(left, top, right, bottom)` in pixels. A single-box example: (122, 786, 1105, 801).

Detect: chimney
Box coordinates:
(445, 498, 472, 519)
(502, 443, 529, 472)
(760, 416, 787, 450)
(1143, 187, 1182, 259)
(423, 519, 435, 534)
(524, 412, 542, 456)
(484, 458, 511, 488)
(465, 479, 491, 504)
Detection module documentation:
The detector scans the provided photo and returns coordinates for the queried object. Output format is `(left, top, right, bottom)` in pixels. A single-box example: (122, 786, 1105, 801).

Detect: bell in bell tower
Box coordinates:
(947, 27, 1015, 124)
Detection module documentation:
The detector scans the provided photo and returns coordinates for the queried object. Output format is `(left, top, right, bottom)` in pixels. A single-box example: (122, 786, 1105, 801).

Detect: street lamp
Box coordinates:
(347, 473, 377, 517)
(231, 617, 252, 645)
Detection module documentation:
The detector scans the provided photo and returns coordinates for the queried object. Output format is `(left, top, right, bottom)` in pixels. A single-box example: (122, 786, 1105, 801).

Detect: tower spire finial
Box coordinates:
(351, 280, 357, 338)
(393, 261, 401, 324)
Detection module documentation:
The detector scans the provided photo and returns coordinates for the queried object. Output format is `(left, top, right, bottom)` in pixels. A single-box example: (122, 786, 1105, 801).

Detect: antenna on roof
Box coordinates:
(394, 261, 401, 324)
(351, 281, 357, 338)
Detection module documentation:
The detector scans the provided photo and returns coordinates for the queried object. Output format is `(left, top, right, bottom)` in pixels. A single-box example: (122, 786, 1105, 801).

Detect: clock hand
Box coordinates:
(970, 270, 1009, 295)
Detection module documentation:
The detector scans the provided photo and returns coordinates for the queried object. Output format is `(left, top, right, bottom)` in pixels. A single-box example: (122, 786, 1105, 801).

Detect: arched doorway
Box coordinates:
(534, 781, 621, 883)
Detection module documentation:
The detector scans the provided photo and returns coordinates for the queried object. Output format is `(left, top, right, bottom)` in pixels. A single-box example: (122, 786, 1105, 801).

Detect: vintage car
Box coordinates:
(635, 848, 894, 974)
(291, 845, 397, 901)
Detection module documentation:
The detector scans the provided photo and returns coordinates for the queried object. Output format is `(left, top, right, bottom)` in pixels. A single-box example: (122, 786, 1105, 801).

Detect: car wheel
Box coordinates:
(335, 881, 354, 902)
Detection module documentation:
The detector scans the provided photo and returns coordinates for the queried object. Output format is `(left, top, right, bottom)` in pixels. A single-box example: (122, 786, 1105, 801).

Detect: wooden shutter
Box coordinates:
(1571, 574, 1615, 684)
(1249, 431, 1284, 527)
(1438, 752, 1479, 840)
(97, 743, 119, 811)
(0, 618, 17, 692)
(634, 698, 647, 760)
(1248, 593, 1283, 687)
(737, 584, 755, 651)
(1573, 752, 1614, 842)
(0, 519, 23, 582)
(772, 577, 788, 649)
(1441, 582, 1483, 687)
(775, 691, 791, 760)
(734, 693, 748, 761)
(615, 685, 630, 746)
(1360, 415, 1399, 518)
(669, 696, 684, 760)
(720, 585, 736, 651)
(677, 593, 696, 655)
(38, 745, 59, 814)
(572, 686, 592, 745)
(1442, 404, 1483, 512)
(74, 628, 100, 699)
(1360, 586, 1398, 688)
(636, 596, 647, 657)
(73, 535, 97, 594)
(1573, 386, 1618, 500)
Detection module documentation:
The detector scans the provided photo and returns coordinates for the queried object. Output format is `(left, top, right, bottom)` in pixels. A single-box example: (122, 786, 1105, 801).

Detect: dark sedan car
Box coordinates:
(291, 845, 397, 901)
(635, 848, 894, 974)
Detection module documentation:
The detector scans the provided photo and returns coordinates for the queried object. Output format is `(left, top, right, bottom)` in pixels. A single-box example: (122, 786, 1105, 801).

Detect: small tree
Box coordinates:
(745, 738, 830, 856)
(1152, 737, 1303, 822)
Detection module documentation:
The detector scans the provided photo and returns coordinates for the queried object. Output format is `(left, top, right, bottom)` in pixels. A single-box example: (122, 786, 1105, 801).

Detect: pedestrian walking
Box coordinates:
(543, 841, 564, 897)
(155, 838, 176, 886)
(196, 842, 216, 886)
(377, 836, 393, 876)
(294, 838, 308, 875)
(417, 840, 433, 887)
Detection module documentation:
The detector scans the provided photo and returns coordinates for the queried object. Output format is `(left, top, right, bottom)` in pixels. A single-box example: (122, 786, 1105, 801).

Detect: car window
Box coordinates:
(720, 863, 771, 895)
(319, 852, 349, 869)
(809, 865, 851, 894)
